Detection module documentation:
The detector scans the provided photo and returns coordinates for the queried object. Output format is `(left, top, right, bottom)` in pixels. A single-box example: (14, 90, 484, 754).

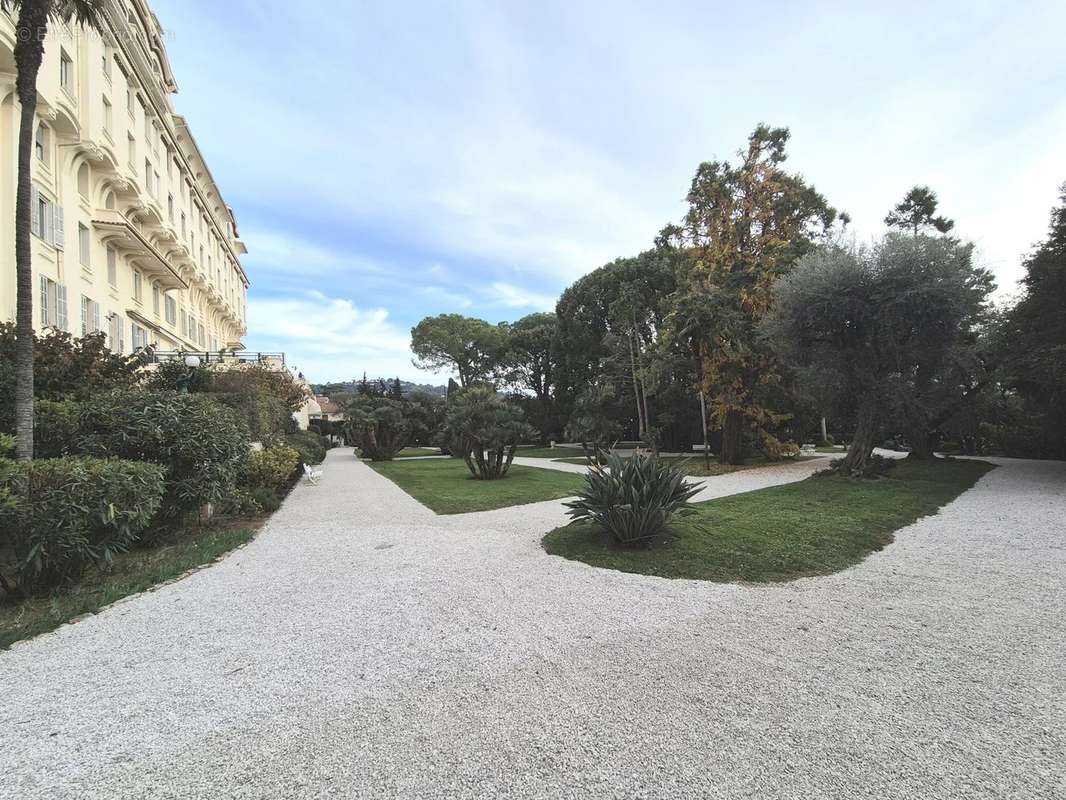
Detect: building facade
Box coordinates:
(0, 0, 248, 355)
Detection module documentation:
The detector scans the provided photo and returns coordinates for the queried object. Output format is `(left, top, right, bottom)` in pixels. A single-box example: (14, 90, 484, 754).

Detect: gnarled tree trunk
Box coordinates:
(841, 394, 879, 474)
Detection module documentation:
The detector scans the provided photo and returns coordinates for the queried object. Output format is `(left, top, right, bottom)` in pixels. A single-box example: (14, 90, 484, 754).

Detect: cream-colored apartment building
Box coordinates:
(0, 0, 248, 355)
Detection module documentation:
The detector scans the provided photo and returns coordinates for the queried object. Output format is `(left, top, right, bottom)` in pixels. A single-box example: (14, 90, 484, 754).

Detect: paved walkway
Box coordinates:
(1, 449, 1063, 799)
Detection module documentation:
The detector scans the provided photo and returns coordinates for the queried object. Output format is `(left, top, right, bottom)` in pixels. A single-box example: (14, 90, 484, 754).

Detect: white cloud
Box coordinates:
(487, 282, 557, 311)
(245, 291, 434, 382)
(242, 228, 386, 277)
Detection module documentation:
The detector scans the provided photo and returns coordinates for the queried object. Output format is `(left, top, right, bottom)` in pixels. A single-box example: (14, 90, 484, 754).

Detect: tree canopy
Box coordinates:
(764, 234, 993, 473)
(410, 314, 504, 386)
(662, 124, 838, 463)
(884, 185, 955, 236)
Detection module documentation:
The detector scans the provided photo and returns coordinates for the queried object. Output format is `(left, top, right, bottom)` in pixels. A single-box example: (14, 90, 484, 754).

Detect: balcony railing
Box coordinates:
(147, 350, 285, 366)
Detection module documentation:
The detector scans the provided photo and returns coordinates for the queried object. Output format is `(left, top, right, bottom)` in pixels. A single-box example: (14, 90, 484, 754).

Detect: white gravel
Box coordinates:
(1, 448, 1063, 799)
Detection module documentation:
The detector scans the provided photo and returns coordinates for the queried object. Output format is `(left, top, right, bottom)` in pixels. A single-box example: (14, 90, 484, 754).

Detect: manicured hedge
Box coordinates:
(0, 457, 165, 594)
(35, 390, 250, 522)
(284, 430, 328, 465)
(208, 390, 293, 445)
(247, 445, 301, 492)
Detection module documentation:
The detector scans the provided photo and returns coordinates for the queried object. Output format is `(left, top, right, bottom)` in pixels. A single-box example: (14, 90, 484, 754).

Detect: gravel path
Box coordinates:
(1, 449, 1063, 799)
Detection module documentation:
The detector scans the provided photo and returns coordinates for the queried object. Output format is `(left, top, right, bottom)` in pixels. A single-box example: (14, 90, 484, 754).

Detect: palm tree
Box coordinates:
(1, 0, 103, 460)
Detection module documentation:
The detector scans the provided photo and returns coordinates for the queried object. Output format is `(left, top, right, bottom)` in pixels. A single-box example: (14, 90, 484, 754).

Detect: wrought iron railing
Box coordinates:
(146, 350, 285, 366)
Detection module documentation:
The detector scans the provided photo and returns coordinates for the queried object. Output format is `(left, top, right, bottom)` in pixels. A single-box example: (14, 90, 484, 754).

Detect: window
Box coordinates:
(127, 133, 136, 166)
(77, 163, 90, 198)
(165, 294, 177, 326)
(127, 86, 135, 117)
(34, 124, 49, 166)
(179, 307, 187, 336)
(109, 312, 124, 353)
(180, 212, 186, 239)
(102, 96, 112, 134)
(106, 245, 117, 286)
(59, 49, 73, 93)
(78, 223, 91, 267)
(152, 284, 160, 316)
(167, 193, 174, 221)
(31, 187, 51, 242)
(133, 271, 142, 302)
(145, 159, 152, 193)
(39, 276, 68, 330)
(102, 46, 112, 81)
(81, 296, 101, 336)
(131, 323, 149, 351)
(154, 171, 160, 197)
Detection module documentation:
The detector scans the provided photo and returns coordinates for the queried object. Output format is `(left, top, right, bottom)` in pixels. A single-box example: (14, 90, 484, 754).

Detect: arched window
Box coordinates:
(77, 163, 90, 198)
(104, 191, 116, 210)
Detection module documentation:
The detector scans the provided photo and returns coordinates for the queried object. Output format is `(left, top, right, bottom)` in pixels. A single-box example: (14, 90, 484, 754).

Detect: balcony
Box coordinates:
(91, 210, 187, 291)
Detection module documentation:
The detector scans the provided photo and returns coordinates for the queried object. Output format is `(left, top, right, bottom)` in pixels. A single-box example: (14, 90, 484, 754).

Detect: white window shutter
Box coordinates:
(30, 186, 40, 237)
(40, 275, 49, 326)
(93, 302, 100, 334)
(41, 199, 53, 244)
(57, 284, 68, 331)
(53, 205, 65, 250)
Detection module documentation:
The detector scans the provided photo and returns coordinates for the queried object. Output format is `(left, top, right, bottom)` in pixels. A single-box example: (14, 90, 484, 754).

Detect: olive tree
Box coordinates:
(763, 234, 992, 475)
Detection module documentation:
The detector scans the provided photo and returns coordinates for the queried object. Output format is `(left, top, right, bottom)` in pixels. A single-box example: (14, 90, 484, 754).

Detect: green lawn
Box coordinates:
(555, 453, 822, 476)
(512, 446, 584, 459)
(394, 447, 446, 458)
(1, 521, 256, 650)
(369, 457, 584, 514)
(543, 458, 993, 583)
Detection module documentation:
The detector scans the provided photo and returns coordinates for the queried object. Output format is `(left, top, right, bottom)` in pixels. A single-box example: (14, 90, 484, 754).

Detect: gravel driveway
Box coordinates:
(1, 449, 1063, 799)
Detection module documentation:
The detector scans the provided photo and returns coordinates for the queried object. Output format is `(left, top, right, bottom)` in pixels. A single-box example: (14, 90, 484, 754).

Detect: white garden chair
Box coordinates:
(303, 463, 323, 486)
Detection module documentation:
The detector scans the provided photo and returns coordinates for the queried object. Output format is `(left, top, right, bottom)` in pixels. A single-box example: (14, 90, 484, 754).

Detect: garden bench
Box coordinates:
(303, 463, 323, 485)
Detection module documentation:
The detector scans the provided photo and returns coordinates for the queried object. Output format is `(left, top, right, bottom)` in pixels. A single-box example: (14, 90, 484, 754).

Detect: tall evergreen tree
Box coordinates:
(1000, 183, 1066, 457)
(662, 125, 837, 463)
(885, 185, 955, 236)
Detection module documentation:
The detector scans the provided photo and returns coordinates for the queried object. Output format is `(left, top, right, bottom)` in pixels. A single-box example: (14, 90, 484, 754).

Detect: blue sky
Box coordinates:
(153, 0, 1066, 383)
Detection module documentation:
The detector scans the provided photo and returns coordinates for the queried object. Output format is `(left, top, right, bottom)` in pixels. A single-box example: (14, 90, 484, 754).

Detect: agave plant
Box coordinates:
(565, 451, 701, 546)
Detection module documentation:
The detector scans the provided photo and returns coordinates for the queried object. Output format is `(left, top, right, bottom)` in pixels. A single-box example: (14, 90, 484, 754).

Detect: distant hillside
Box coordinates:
(312, 378, 448, 398)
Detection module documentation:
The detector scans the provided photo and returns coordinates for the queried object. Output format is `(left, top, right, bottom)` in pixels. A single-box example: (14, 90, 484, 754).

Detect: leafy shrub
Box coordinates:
(566, 384, 623, 458)
(56, 390, 250, 521)
(823, 453, 897, 479)
(0, 324, 142, 431)
(445, 385, 536, 479)
(0, 433, 13, 458)
(762, 436, 801, 461)
(247, 445, 300, 492)
(0, 457, 165, 594)
(284, 430, 327, 465)
(208, 365, 309, 414)
(347, 396, 409, 461)
(142, 360, 214, 393)
(209, 390, 292, 444)
(565, 451, 701, 546)
(33, 399, 81, 458)
(249, 486, 281, 513)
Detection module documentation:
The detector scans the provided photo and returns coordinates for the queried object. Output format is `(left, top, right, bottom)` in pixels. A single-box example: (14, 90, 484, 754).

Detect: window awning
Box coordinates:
(92, 210, 188, 291)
